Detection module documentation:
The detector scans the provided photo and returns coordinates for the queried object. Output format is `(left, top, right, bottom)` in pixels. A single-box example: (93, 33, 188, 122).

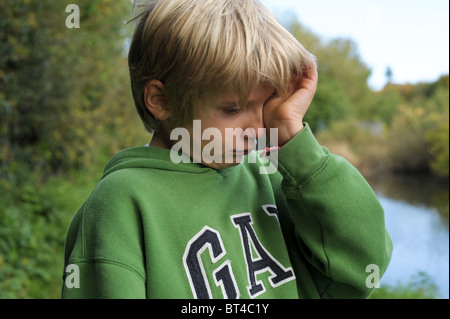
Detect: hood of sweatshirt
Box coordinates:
(101, 146, 240, 180)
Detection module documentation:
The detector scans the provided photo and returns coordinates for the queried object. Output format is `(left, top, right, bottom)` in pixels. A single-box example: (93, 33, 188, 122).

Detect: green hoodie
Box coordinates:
(62, 124, 392, 299)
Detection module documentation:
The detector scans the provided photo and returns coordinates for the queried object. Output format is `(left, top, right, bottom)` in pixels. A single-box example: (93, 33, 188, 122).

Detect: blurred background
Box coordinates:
(0, 0, 448, 298)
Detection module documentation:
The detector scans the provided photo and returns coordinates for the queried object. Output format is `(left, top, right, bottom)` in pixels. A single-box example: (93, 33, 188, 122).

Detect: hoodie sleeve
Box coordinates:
(274, 123, 393, 298)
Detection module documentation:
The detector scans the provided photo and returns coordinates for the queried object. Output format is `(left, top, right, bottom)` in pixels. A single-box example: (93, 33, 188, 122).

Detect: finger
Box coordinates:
(295, 63, 318, 95)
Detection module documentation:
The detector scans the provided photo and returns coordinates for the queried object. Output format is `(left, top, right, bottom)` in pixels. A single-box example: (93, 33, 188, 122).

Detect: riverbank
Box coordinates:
(317, 133, 449, 219)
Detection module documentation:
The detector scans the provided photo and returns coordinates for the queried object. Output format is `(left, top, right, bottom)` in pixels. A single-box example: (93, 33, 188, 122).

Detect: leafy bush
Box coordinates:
(0, 0, 146, 298)
(0, 162, 103, 298)
(0, 0, 140, 174)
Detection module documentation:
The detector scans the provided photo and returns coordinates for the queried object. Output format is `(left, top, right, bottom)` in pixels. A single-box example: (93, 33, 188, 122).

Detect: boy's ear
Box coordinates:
(143, 80, 170, 121)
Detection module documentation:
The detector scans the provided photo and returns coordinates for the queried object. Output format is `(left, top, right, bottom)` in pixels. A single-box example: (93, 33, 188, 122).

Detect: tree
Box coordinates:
(288, 20, 372, 130)
(0, 0, 139, 175)
(385, 66, 393, 84)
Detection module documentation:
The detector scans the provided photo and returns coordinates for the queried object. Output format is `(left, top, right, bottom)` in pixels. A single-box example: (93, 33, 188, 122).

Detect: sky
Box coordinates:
(261, 0, 450, 90)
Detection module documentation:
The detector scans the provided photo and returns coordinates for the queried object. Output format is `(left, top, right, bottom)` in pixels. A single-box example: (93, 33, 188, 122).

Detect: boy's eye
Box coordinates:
(222, 107, 241, 115)
(269, 90, 278, 100)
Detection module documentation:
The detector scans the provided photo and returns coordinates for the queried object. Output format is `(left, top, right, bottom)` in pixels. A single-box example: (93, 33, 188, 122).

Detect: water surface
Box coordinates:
(368, 175, 449, 298)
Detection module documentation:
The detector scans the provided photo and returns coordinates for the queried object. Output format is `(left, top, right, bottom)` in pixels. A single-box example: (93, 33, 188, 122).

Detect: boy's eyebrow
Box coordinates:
(217, 89, 275, 106)
(218, 96, 271, 106)
(218, 101, 239, 106)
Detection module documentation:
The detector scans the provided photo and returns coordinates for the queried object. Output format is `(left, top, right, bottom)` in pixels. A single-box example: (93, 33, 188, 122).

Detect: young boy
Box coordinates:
(62, 0, 392, 299)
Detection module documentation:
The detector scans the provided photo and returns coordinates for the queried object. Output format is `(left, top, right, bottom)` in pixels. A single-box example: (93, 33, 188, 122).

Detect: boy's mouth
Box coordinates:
(233, 148, 254, 156)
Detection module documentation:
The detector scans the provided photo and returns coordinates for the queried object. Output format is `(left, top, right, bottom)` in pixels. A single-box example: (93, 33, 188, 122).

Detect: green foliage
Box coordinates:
(0, 0, 142, 175)
(288, 21, 372, 131)
(375, 77, 449, 176)
(315, 74, 449, 177)
(426, 109, 449, 177)
(387, 105, 433, 173)
(0, 163, 96, 298)
(0, 0, 143, 298)
(370, 272, 440, 299)
(364, 87, 403, 125)
(307, 72, 354, 131)
(317, 37, 372, 110)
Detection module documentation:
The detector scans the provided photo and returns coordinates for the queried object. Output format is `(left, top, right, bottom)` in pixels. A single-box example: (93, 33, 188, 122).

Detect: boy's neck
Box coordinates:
(149, 132, 172, 150)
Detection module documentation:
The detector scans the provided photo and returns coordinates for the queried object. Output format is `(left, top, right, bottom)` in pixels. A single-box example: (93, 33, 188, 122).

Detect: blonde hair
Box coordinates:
(128, 0, 315, 133)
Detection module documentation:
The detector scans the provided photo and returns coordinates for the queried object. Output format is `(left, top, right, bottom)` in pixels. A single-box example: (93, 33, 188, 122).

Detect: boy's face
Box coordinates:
(180, 85, 275, 170)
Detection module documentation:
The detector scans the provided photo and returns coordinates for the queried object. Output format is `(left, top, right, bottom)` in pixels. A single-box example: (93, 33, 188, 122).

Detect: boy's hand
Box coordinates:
(263, 61, 318, 146)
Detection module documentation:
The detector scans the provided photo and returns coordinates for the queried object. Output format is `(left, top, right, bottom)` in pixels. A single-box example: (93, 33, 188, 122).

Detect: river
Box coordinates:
(367, 174, 449, 299)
